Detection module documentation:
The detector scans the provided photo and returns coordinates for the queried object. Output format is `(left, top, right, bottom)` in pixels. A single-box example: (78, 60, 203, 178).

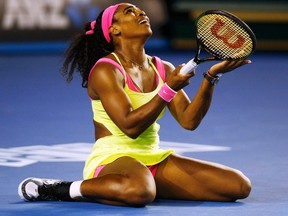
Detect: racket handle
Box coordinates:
(180, 59, 198, 74)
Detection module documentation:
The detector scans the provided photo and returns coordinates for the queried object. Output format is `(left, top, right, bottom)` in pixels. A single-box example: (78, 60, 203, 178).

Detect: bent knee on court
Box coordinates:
(228, 170, 252, 200)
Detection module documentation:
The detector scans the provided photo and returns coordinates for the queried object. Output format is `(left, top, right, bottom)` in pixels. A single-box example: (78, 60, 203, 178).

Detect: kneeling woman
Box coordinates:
(18, 3, 251, 207)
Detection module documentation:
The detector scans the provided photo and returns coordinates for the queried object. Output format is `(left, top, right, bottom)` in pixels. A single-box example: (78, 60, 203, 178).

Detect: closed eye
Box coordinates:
(124, 6, 135, 15)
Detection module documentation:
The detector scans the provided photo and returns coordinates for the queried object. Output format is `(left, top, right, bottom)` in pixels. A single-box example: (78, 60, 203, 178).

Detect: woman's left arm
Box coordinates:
(167, 59, 251, 130)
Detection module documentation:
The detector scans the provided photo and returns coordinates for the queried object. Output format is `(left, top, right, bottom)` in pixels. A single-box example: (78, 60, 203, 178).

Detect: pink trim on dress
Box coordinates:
(88, 56, 166, 93)
(154, 56, 166, 82)
(88, 58, 123, 81)
(93, 164, 159, 177)
(93, 165, 106, 177)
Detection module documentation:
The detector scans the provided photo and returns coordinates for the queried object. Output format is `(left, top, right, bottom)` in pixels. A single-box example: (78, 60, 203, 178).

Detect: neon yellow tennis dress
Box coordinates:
(83, 53, 174, 179)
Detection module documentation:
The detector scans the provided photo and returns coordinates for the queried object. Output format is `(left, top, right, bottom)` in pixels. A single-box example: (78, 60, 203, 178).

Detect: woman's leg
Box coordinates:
(80, 156, 156, 206)
(154, 153, 251, 201)
(19, 156, 156, 207)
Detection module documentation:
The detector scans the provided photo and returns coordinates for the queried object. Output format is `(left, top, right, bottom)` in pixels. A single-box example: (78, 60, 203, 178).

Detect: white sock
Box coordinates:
(69, 181, 83, 199)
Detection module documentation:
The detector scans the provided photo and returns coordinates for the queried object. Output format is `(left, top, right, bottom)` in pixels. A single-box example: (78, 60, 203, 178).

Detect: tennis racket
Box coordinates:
(180, 10, 256, 74)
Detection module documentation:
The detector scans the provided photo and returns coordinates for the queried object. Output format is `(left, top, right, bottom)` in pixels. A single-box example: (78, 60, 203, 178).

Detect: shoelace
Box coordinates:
(38, 181, 72, 201)
(38, 182, 62, 201)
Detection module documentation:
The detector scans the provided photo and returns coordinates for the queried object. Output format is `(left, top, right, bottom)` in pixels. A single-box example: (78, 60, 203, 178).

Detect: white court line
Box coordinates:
(0, 141, 230, 167)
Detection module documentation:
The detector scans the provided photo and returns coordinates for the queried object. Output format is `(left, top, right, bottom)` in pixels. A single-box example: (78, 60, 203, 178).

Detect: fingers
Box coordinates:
(166, 65, 195, 91)
(211, 58, 252, 75)
(226, 59, 252, 68)
(189, 69, 196, 77)
(175, 64, 195, 77)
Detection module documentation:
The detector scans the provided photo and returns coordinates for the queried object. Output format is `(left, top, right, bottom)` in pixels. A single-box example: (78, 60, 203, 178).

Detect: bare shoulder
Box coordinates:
(89, 54, 120, 78)
(89, 62, 121, 88)
(88, 56, 125, 99)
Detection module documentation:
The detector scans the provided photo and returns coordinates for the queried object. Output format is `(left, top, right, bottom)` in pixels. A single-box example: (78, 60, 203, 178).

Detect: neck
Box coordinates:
(116, 45, 145, 61)
(114, 42, 148, 70)
(114, 37, 148, 62)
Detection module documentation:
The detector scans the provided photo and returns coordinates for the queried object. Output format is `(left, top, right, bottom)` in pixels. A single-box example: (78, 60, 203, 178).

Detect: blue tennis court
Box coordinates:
(0, 50, 288, 215)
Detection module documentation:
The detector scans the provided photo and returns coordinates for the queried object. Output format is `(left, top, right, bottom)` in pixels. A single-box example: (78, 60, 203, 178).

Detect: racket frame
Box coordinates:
(180, 9, 256, 74)
(196, 10, 257, 61)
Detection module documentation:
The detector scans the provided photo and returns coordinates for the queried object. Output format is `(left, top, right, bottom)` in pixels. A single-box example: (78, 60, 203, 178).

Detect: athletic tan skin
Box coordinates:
(81, 3, 251, 206)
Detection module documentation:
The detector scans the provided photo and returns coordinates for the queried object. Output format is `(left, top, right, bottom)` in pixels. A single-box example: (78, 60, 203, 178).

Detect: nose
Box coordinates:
(137, 9, 146, 17)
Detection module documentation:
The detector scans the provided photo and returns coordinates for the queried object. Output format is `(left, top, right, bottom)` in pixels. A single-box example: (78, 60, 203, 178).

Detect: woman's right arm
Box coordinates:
(88, 62, 184, 139)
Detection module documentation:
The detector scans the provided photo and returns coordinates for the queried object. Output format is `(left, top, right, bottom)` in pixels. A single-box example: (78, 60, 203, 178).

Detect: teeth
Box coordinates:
(139, 20, 147, 24)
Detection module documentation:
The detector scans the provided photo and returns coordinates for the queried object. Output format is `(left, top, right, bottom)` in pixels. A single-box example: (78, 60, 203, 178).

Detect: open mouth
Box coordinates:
(138, 18, 149, 24)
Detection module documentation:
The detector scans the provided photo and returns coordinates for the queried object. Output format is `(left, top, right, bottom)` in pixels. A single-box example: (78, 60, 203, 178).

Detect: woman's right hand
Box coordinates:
(165, 64, 195, 91)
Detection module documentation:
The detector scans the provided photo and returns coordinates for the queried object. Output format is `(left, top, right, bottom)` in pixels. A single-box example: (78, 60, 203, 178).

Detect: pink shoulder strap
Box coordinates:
(88, 58, 126, 81)
(88, 58, 139, 92)
(153, 56, 166, 82)
(88, 56, 166, 92)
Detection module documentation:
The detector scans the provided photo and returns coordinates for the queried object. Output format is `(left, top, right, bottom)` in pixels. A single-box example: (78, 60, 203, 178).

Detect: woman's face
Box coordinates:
(112, 3, 152, 40)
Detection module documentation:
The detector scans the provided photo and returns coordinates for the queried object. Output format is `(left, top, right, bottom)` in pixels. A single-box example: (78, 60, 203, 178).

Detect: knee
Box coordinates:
(232, 170, 252, 200)
(121, 174, 156, 207)
(122, 162, 157, 207)
(127, 185, 156, 207)
(239, 174, 252, 199)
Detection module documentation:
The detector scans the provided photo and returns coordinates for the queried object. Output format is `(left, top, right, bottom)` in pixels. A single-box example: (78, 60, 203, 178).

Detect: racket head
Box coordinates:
(195, 10, 256, 61)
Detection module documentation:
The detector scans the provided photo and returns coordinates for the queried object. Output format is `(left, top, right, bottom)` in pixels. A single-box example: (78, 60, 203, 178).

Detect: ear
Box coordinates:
(110, 25, 121, 36)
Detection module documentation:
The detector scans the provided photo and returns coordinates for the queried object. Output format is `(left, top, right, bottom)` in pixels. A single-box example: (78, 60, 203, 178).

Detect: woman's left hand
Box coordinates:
(208, 59, 251, 76)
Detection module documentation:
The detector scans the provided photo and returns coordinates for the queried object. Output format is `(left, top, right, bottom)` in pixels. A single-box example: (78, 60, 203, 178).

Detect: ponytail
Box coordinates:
(61, 11, 115, 88)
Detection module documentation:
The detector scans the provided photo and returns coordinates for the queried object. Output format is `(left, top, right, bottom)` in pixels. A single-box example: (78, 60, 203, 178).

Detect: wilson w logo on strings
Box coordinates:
(211, 18, 245, 49)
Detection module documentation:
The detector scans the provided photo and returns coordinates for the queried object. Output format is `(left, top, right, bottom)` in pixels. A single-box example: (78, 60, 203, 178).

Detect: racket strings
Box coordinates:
(197, 14, 254, 60)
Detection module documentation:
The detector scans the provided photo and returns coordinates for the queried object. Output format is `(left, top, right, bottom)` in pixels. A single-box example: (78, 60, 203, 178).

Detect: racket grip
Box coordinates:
(180, 59, 198, 74)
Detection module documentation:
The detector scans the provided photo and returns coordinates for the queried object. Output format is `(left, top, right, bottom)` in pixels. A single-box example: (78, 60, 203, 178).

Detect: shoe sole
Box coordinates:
(18, 177, 41, 201)
(18, 177, 63, 201)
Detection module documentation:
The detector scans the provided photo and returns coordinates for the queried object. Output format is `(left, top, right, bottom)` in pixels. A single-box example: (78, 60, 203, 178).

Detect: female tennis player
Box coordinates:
(18, 3, 252, 207)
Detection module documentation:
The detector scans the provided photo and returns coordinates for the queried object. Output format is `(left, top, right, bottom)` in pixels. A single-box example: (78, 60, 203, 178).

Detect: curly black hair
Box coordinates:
(61, 11, 115, 88)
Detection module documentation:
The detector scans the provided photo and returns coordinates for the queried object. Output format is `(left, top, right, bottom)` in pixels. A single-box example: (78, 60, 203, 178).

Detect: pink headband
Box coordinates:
(85, 4, 120, 43)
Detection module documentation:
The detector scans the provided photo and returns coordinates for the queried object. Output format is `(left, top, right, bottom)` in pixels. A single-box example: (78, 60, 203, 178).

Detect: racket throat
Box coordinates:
(199, 56, 220, 63)
(180, 42, 201, 74)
